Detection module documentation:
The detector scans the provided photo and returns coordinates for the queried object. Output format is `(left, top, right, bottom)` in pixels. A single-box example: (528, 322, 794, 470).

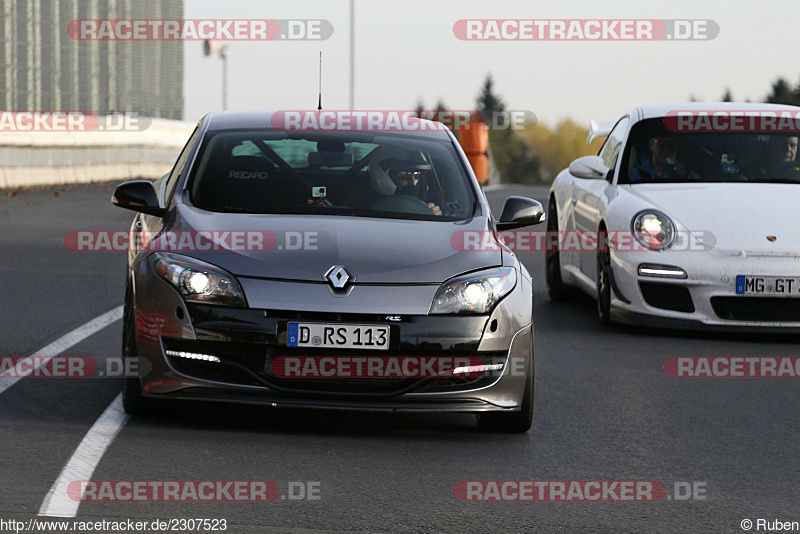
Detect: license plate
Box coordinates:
(736, 275, 800, 295)
(286, 323, 390, 350)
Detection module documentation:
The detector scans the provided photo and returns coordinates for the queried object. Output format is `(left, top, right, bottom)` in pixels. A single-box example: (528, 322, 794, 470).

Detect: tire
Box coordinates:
(121, 283, 153, 415)
(545, 198, 571, 301)
(477, 337, 534, 433)
(596, 227, 612, 326)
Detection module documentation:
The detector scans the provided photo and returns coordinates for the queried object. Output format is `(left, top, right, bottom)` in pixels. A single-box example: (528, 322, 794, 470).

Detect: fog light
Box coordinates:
(638, 263, 687, 279)
(165, 349, 221, 363)
(452, 363, 504, 375)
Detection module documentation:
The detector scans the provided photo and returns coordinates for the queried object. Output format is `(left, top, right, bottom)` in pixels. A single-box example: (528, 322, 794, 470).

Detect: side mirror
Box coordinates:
(111, 180, 166, 217)
(569, 155, 610, 180)
(496, 196, 545, 230)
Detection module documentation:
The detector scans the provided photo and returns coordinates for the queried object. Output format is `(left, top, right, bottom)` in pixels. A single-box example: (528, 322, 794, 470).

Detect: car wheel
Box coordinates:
(545, 198, 570, 301)
(596, 227, 612, 325)
(121, 283, 153, 415)
(477, 337, 534, 433)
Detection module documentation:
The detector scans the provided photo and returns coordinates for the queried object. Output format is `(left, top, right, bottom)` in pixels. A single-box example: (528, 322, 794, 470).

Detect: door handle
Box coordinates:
(570, 193, 578, 205)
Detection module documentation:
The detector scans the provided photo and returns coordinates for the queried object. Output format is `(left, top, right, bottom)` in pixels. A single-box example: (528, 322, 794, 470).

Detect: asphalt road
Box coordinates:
(0, 182, 798, 533)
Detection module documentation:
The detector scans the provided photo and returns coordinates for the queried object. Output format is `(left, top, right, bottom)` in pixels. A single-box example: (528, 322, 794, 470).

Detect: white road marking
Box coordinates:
(38, 393, 129, 517)
(0, 305, 123, 395)
(0, 305, 128, 517)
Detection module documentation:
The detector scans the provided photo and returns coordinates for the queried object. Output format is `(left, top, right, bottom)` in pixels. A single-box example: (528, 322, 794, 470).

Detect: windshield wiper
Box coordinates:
(220, 206, 265, 213)
(220, 205, 360, 216)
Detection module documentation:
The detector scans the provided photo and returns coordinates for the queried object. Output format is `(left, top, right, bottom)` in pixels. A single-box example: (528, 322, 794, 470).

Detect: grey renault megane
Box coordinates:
(113, 110, 544, 432)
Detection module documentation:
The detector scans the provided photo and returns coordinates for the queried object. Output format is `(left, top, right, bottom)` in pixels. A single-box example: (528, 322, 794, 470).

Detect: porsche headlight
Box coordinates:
(632, 211, 676, 251)
(430, 267, 517, 314)
(152, 252, 246, 307)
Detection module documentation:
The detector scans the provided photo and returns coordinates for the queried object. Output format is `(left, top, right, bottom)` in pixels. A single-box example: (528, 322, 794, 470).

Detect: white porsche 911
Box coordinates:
(547, 102, 800, 330)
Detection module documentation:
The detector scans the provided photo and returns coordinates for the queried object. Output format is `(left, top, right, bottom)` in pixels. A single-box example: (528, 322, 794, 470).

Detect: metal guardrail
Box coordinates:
(0, 118, 195, 188)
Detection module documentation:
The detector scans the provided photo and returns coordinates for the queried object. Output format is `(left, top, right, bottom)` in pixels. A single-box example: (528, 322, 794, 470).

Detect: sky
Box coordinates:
(183, 0, 800, 127)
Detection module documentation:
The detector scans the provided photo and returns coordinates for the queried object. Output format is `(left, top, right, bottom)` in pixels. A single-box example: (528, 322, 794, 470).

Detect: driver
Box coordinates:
(763, 135, 798, 169)
(631, 136, 698, 181)
(362, 146, 442, 215)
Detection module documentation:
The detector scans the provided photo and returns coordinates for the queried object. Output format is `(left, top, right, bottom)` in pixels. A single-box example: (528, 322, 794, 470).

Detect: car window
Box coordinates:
(187, 130, 476, 221)
(619, 118, 800, 184)
(165, 126, 201, 205)
(598, 116, 630, 171)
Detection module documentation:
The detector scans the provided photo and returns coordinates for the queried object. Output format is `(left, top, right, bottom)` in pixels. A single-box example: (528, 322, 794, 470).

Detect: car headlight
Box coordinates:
(430, 267, 517, 314)
(152, 252, 247, 307)
(631, 210, 676, 251)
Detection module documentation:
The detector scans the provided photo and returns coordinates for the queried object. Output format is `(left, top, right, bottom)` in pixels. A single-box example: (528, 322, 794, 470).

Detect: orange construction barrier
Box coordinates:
(466, 153, 489, 182)
(456, 113, 490, 184)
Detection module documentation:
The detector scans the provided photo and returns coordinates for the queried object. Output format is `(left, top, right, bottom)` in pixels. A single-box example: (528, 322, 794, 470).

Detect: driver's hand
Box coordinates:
(427, 202, 442, 216)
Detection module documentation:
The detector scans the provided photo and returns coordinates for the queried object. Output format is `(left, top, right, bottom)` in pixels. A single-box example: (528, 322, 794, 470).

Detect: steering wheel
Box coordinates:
(369, 194, 436, 215)
(763, 160, 800, 181)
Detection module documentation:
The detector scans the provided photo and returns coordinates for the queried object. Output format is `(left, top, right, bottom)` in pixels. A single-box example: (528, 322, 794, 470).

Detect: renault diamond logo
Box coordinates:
(326, 265, 350, 289)
(766, 235, 777, 242)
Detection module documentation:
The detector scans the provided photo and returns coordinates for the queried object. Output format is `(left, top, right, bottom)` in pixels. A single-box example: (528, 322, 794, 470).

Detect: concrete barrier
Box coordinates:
(0, 118, 196, 188)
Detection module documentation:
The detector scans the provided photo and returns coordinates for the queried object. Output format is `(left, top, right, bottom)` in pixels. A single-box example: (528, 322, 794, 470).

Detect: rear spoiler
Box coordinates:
(587, 119, 615, 144)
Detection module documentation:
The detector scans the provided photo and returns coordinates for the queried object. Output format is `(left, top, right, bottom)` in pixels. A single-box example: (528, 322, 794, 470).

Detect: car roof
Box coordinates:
(635, 102, 800, 120)
(203, 109, 452, 138)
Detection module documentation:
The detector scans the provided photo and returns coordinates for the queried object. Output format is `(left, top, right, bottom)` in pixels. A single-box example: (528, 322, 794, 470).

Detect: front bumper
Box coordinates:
(130, 262, 534, 412)
(609, 248, 800, 331)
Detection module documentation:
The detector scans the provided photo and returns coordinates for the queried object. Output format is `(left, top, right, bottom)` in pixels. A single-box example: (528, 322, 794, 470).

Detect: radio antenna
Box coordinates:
(317, 51, 323, 111)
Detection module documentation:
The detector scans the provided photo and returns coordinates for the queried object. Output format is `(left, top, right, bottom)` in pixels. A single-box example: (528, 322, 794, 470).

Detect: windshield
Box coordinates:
(620, 118, 800, 184)
(188, 130, 476, 221)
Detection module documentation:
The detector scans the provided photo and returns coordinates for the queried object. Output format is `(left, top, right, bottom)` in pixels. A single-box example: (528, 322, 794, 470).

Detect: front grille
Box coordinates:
(639, 282, 695, 313)
(163, 337, 506, 396)
(711, 297, 800, 322)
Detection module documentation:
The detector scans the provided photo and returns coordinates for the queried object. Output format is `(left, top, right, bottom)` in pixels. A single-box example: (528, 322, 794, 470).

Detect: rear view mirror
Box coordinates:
(569, 155, 610, 180)
(111, 180, 166, 217)
(308, 151, 355, 167)
(496, 196, 545, 230)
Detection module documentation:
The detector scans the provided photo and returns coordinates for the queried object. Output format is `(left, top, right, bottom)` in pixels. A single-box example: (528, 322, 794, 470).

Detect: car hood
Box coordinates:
(169, 205, 501, 283)
(624, 183, 800, 253)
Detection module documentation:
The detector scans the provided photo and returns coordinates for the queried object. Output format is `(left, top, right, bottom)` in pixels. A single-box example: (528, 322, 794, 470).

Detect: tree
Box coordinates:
(476, 74, 505, 116)
(413, 98, 448, 122)
(474, 74, 541, 183)
(722, 88, 733, 102)
(494, 134, 541, 185)
(524, 119, 604, 184)
(765, 77, 795, 105)
(414, 98, 425, 117)
(793, 75, 800, 105)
